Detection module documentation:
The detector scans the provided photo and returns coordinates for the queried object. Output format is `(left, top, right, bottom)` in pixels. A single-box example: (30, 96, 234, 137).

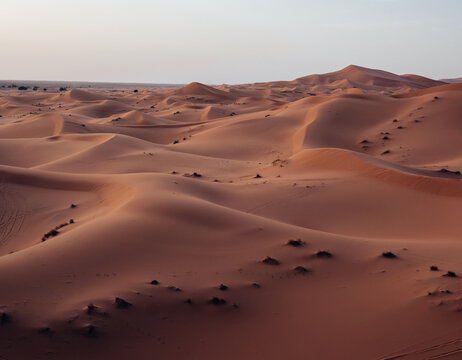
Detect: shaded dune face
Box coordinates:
(1, 66, 462, 360)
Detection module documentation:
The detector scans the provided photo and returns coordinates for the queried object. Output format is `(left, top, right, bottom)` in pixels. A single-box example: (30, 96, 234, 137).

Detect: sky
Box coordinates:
(1, 0, 461, 84)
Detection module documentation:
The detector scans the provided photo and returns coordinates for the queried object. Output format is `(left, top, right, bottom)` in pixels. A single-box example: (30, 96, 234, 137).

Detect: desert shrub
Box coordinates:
(262, 256, 280, 265)
(287, 239, 304, 247)
(210, 297, 226, 305)
(316, 250, 332, 258)
(382, 251, 397, 259)
(114, 297, 132, 308)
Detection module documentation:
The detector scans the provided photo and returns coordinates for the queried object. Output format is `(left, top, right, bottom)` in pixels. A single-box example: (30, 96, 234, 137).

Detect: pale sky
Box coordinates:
(1, 0, 461, 84)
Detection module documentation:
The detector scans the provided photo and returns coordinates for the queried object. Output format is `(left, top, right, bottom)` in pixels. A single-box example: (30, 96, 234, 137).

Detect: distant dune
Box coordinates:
(1, 66, 462, 360)
(295, 64, 446, 89)
(440, 77, 462, 83)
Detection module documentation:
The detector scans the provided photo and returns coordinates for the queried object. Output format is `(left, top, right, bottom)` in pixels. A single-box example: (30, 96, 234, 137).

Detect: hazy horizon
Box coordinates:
(1, 0, 461, 84)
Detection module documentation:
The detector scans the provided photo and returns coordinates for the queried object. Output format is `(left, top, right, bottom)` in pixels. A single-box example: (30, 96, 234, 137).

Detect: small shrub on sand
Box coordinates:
(382, 251, 397, 259)
(294, 266, 310, 274)
(287, 239, 305, 247)
(219, 284, 228, 291)
(443, 271, 457, 278)
(114, 297, 132, 308)
(210, 297, 226, 305)
(262, 256, 280, 265)
(316, 250, 332, 258)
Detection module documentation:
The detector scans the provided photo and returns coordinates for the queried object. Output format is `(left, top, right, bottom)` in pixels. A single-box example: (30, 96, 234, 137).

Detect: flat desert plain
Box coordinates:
(1, 65, 462, 359)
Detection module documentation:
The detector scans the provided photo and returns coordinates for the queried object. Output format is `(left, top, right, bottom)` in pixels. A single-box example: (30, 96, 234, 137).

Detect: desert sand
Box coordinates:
(1, 65, 462, 359)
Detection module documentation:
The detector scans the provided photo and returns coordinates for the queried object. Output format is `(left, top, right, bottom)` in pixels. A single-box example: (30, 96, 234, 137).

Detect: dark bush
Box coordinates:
(210, 297, 226, 305)
(38, 327, 52, 334)
(287, 239, 304, 247)
(42, 229, 59, 241)
(0, 312, 10, 324)
(168, 286, 182, 292)
(316, 250, 332, 258)
(55, 222, 69, 230)
(382, 251, 397, 259)
(294, 266, 310, 274)
(439, 168, 461, 175)
(86, 304, 97, 315)
(262, 256, 280, 265)
(114, 297, 132, 308)
(443, 271, 457, 278)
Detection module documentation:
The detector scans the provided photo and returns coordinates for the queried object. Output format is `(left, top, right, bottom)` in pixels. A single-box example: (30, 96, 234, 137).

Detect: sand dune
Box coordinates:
(75, 100, 135, 118)
(0, 112, 63, 138)
(440, 77, 462, 84)
(61, 89, 107, 102)
(172, 81, 236, 100)
(1, 65, 462, 360)
(255, 65, 448, 99)
(295, 64, 446, 90)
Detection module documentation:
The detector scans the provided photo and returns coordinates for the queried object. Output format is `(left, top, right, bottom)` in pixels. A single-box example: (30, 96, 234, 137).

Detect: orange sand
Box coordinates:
(1, 65, 462, 359)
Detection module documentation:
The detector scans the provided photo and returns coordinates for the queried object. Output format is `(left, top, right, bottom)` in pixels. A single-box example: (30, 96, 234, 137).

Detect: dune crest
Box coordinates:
(172, 81, 236, 100)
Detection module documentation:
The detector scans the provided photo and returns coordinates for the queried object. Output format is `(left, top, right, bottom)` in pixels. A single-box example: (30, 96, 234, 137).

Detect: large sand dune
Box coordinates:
(1, 65, 462, 359)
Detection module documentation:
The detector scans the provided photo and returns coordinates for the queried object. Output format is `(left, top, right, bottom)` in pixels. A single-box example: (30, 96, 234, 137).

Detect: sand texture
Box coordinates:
(1, 65, 462, 359)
